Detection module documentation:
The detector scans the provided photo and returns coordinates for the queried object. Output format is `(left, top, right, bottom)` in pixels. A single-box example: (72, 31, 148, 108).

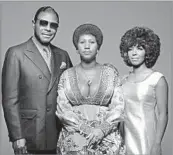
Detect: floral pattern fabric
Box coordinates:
(56, 64, 125, 155)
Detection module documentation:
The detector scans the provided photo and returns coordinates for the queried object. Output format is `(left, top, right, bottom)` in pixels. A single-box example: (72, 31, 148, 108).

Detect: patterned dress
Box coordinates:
(121, 71, 164, 155)
(56, 64, 125, 155)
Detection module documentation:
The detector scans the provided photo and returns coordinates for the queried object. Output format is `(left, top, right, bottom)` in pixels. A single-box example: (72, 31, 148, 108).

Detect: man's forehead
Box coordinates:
(38, 11, 58, 22)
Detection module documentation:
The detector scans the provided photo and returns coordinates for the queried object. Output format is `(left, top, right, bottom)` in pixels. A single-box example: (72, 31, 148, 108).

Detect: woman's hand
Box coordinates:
(150, 143, 162, 155)
(86, 128, 105, 149)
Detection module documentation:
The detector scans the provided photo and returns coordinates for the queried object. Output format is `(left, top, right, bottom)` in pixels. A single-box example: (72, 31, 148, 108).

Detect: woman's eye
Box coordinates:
(137, 46, 144, 50)
(89, 40, 96, 44)
(138, 47, 143, 50)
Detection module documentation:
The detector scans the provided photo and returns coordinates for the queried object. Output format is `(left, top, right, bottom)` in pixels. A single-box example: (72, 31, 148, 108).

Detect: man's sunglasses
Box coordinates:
(37, 19, 59, 30)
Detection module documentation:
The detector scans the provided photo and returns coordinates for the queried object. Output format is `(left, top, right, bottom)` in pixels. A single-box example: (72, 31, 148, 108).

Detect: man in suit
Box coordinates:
(1, 6, 73, 154)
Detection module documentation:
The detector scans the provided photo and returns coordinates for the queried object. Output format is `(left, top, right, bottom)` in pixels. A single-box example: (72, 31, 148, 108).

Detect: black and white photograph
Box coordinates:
(0, 1, 172, 155)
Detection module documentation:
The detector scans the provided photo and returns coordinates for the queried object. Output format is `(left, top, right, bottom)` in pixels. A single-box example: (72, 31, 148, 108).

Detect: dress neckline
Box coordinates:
(74, 65, 104, 99)
(125, 70, 156, 84)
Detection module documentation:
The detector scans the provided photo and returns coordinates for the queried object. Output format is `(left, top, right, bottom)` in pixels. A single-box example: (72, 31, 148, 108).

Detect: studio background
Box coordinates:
(0, 1, 172, 154)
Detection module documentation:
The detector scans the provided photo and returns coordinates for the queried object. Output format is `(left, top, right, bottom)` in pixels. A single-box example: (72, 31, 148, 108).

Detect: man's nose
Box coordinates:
(45, 24, 51, 31)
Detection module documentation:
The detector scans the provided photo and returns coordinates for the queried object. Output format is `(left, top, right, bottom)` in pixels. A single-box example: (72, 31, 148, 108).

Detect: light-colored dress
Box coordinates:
(56, 64, 125, 155)
(121, 71, 164, 155)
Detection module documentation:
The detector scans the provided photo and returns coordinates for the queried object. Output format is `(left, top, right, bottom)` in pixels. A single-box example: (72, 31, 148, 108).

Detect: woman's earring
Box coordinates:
(76, 50, 79, 54)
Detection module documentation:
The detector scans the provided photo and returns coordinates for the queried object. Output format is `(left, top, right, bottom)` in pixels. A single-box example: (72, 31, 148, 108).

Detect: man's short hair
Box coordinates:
(34, 6, 59, 23)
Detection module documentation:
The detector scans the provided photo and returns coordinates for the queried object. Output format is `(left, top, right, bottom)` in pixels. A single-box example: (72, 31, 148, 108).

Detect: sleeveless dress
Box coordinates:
(121, 71, 164, 155)
(56, 65, 125, 155)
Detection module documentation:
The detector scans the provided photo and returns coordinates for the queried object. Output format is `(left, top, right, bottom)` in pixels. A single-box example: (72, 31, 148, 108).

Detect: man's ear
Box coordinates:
(32, 20, 35, 28)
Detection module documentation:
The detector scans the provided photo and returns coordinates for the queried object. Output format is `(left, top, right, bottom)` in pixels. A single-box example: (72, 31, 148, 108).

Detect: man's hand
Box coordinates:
(13, 138, 28, 154)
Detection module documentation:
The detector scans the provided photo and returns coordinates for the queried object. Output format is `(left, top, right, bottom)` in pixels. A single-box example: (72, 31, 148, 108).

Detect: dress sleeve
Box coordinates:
(99, 79, 125, 136)
(56, 71, 81, 132)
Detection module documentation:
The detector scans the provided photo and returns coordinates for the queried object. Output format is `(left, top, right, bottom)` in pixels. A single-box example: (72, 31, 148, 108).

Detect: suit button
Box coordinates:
(46, 108, 50, 112)
(39, 75, 43, 79)
(21, 113, 25, 117)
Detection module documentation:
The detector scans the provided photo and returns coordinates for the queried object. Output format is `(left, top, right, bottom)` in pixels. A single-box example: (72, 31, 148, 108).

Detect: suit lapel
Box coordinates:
(25, 39, 51, 81)
(24, 38, 51, 81)
(47, 45, 62, 93)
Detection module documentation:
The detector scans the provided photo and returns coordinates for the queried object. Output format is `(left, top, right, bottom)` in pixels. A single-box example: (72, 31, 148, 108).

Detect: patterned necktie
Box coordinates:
(43, 48, 49, 58)
(43, 48, 51, 72)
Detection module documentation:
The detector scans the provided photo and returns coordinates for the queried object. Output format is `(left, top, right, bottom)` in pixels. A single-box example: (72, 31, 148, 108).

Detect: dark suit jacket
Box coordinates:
(1, 38, 73, 150)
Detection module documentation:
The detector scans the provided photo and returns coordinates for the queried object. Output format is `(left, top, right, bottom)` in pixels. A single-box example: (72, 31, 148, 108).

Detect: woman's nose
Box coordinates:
(132, 49, 137, 55)
(84, 43, 90, 49)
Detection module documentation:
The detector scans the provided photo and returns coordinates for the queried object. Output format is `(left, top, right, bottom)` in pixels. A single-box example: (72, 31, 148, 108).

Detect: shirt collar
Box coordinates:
(32, 36, 50, 52)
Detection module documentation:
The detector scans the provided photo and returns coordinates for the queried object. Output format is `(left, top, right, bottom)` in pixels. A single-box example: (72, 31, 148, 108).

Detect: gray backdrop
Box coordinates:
(0, 1, 172, 155)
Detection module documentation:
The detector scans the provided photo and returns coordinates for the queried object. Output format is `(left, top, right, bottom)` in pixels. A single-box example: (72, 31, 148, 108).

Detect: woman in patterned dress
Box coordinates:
(55, 23, 125, 155)
(119, 26, 169, 155)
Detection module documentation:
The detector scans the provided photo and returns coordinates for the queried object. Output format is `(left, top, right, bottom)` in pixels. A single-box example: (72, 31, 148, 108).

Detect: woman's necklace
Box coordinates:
(86, 77, 92, 86)
(83, 71, 92, 87)
(79, 63, 98, 97)
(79, 64, 97, 86)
